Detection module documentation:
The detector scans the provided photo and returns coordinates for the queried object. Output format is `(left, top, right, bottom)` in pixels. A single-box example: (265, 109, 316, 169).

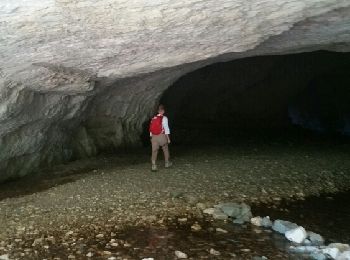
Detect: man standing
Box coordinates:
(149, 104, 172, 172)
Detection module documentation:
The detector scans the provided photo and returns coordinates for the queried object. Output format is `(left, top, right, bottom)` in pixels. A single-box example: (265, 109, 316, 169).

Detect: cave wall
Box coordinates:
(1, 1, 350, 181)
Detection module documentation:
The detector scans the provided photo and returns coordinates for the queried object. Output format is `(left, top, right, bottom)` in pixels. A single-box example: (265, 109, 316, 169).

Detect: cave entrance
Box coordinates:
(143, 51, 350, 146)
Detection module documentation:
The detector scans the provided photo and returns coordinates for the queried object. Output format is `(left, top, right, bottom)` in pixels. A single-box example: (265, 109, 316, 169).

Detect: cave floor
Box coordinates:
(1, 141, 350, 259)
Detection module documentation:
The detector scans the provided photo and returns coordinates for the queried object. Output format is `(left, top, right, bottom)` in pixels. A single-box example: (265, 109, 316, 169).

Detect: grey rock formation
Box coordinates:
(217, 202, 252, 223)
(308, 231, 325, 246)
(272, 220, 299, 234)
(1, 0, 350, 180)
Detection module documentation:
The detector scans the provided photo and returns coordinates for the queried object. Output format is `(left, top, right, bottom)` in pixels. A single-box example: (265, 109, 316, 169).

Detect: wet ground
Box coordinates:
(253, 190, 350, 244)
(0, 136, 350, 259)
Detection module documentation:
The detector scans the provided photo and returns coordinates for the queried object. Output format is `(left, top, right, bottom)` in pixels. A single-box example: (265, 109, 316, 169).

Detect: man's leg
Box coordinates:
(162, 142, 172, 168)
(162, 144, 170, 163)
(151, 137, 160, 170)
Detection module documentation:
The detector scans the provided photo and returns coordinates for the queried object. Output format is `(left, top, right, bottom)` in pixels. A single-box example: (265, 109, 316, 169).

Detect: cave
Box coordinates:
(2, 1, 350, 259)
(153, 51, 350, 146)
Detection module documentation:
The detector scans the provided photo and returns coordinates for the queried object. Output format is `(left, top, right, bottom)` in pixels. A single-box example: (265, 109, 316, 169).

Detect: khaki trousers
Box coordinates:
(151, 134, 169, 164)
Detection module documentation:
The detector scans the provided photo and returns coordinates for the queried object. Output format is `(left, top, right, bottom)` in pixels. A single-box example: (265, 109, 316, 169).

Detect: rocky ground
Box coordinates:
(0, 141, 350, 259)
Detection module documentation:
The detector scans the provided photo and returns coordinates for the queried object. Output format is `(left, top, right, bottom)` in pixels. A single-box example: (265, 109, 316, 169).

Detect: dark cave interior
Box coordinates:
(142, 51, 350, 145)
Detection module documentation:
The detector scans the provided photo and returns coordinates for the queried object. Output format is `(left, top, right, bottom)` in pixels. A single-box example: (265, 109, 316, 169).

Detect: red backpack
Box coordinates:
(149, 114, 164, 135)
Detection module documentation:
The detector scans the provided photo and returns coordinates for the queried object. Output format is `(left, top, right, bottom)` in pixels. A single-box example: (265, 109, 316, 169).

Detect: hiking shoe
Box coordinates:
(151, 164, 158, 172)
(165, 161, 173, 168)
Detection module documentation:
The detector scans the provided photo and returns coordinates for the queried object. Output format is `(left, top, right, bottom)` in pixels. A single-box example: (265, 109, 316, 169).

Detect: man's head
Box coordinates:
(158, 104, 165, 115)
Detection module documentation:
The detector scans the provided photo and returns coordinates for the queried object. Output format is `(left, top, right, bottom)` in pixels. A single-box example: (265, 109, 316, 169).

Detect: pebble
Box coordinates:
(196, 203, 206, 210)
(251, 216, 263, 226)
(32, 238, 43, 246)
(65, 231, 74, 236)
(178, 217, 187, 223)
(203, 208, 215, 215)
(96, 234, 104, 238)
(175, 250, 188, 259)
(209, 248, 221, 256)
(216, 228, 228, 233)
(253, 256, 268, 260)
(86, 252, 93, 257)
(191, 223, 202, 231)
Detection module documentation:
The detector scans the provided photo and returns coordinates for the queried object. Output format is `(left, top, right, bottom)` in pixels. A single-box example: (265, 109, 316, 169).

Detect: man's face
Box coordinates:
(159, 109, 165, 115)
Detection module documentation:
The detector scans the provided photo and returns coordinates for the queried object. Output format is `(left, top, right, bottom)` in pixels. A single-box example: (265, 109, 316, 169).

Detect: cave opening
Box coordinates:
(142, 51, 350, 146)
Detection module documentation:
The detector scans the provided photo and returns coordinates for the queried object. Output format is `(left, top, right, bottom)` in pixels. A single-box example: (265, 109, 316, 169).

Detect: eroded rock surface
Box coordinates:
(1, 0, 350, 180)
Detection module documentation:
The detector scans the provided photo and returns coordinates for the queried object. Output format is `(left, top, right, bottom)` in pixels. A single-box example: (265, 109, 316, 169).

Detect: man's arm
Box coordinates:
(163, 116, 171, 143)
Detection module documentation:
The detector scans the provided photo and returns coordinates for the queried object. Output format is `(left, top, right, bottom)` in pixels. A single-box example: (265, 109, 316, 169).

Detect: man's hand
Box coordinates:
(166, 135, 171, 144)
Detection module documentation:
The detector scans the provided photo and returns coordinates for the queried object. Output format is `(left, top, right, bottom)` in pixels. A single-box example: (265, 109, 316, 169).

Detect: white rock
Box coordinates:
(328, 243, 350, 253)
(175, 250, 188, 259)
(261, 216, 273, 227)
(86, 252, 93, 257)
(289, 246, 320, 253)
(285, 226, 307, 243)
(216, 228, 228, 233)
(289, 245, 320, 254)
(337, 251, 350, 260)
(251, 216, 263, 226)
(203, 208, 216, 215)
(322, 247, 340, 259)
(251, 216, 272, 227)
(311, 252, 328, 260)
(308, 231, 325, 245)
(272, 220, 298, 234)
(142, 258, 155, 260)
(0, 255, 9, 260)
(304, 239, 312, 245)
